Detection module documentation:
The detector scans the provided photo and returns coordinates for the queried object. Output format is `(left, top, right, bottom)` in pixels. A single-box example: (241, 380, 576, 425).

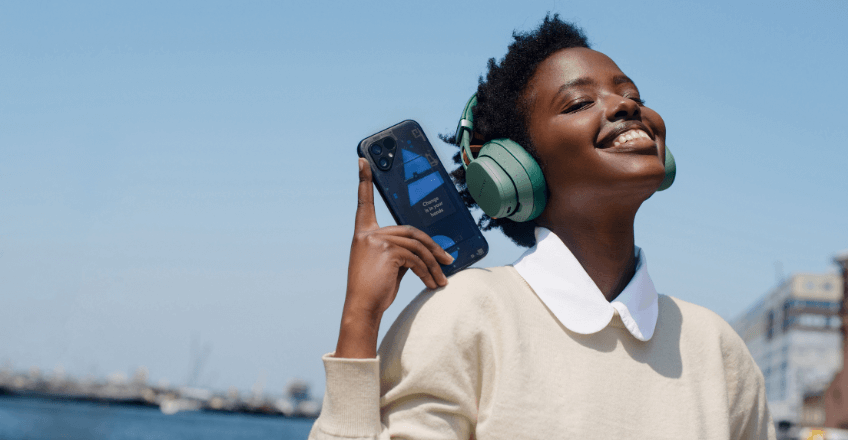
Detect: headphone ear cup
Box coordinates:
(466, 156, 518, 219)
(465, 139, 547, 222)
(656, 145, 676, 192)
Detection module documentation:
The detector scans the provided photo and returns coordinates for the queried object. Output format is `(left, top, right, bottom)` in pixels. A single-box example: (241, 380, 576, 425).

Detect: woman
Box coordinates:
(310, 14, 774, 439)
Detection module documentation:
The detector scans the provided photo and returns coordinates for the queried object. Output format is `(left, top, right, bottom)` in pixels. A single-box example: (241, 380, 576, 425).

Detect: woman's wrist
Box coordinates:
(334, 308, 382, 358)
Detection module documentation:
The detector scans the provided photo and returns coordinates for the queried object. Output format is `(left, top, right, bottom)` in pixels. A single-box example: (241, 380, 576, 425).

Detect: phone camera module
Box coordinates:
(368, 140, 393, 170)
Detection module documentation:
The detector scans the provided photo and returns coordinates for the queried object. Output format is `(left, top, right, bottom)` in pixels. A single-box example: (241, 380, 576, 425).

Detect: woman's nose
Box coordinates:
(605, 95, 641, 121)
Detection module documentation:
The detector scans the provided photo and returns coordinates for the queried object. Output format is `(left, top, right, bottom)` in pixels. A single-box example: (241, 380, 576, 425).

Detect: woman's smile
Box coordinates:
(597, 121, 658, 155)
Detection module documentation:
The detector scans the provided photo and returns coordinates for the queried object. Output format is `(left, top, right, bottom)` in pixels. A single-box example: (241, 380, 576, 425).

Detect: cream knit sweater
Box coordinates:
(310, 266, 775, 439)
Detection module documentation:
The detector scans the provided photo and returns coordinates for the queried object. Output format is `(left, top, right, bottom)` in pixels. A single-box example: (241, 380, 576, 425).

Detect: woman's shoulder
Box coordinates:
(380, 266, 527, 344)
(409, 265, 529, 313)
(660, 295, 733, 329)
(378, 266, 526, 368)
(658, 294, 750, 356)
(446, 265, 526, 293)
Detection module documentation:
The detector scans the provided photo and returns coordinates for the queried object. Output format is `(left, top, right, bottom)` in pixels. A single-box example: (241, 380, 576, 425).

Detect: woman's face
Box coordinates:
(524, 47, 667, 216)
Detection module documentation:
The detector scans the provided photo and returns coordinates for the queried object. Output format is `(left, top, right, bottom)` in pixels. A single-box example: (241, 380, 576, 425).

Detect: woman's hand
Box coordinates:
(334, 158, 454, 358)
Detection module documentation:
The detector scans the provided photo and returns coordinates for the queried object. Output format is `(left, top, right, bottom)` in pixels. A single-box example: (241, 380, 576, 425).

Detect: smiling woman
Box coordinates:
(309, 14, 775, 440)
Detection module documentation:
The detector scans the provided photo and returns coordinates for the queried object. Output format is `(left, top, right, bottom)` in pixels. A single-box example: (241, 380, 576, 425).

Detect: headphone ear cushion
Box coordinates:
(485, 139, 546, 222)
(465, 139, 547, 222)
(656, 145, 676, 192)
(504, 141, 546, 221)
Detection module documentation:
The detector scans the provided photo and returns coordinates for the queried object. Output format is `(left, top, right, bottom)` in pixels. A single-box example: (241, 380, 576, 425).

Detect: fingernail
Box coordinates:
(445, 252, 454, 263)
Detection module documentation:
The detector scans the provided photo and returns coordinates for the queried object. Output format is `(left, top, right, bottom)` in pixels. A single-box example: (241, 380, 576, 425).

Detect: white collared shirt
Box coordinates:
(512, 227, 659, 341)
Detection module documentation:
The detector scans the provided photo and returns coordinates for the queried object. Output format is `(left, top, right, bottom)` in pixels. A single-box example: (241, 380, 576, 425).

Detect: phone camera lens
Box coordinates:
(383, 138, 396, 150)
(378, 157, 389, 168)
(370, 144, 382, 155)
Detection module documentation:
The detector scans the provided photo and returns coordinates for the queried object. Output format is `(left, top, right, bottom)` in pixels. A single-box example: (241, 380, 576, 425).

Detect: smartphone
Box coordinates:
(357, 120, 489, 277)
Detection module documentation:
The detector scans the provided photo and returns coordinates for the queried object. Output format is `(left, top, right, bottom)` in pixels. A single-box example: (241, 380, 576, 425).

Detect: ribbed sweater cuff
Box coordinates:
(318, 353, 381, 437)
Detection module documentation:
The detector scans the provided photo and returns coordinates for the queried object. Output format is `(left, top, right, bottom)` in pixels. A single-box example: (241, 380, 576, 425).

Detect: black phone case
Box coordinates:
(357, 120, 488, 277)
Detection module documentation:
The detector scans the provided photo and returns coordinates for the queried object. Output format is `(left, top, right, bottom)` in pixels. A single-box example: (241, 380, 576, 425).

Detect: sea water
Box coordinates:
(0, 396, 314, 440)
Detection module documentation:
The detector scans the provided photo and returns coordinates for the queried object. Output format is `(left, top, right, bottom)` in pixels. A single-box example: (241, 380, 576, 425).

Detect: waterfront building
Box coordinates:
(731, 272, 844, 426)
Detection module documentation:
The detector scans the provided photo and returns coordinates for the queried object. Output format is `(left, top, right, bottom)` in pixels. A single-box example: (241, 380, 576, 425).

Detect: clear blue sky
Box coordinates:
(2, 0, 846, 396)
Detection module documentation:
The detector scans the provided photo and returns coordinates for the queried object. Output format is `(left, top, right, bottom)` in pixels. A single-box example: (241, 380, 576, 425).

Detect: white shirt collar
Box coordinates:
(512, 227, 659, 341)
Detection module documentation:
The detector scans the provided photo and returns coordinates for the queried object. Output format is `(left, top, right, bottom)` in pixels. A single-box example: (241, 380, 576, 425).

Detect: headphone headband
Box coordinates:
(455, 94, 478, 168)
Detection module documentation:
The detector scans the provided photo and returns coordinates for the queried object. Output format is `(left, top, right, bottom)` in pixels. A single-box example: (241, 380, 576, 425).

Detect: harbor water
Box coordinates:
(0, 395, 315, 440)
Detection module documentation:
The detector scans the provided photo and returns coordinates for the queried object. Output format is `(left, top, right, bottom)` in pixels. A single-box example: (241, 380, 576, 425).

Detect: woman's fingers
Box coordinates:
(351, 158, 452, 293)
(380, 225, 455, 265)
(391, 246, 440, 290)
(384, 235, 448, 287)
(354, 158, 378, 232)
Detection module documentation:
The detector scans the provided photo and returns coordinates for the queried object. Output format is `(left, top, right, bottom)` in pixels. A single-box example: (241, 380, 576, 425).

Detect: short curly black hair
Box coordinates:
(442, 13, 590, 248)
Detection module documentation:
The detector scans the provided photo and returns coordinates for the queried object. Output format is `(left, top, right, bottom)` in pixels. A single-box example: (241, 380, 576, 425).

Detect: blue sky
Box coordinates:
(2, 0, 846, 395)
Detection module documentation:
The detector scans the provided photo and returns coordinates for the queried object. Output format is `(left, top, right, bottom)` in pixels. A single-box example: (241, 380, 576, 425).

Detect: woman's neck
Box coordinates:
(538, 212, 637, 302)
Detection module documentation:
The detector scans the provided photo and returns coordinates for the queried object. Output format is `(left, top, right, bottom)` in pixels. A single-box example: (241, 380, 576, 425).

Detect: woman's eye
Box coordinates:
(564, 101, 593, 113)
(628, 96, 646, 105)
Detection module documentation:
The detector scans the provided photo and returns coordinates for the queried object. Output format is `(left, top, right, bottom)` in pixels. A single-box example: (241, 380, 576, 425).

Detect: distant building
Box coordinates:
(824, 251, 848, 428)
(731, 272, 843, 426)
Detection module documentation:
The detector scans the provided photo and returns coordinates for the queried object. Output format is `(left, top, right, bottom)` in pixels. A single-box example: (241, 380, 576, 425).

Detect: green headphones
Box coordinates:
(456, 93, 676, 222)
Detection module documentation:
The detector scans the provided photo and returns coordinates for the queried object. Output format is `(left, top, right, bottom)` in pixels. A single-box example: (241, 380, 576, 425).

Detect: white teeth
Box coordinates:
(613, 129, 649, 146)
